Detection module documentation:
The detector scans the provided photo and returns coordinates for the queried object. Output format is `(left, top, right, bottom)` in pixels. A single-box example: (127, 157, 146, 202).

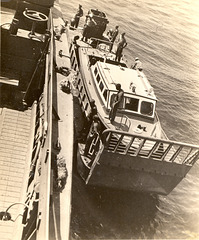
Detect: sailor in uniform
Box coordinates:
(131, 57, 143, 71)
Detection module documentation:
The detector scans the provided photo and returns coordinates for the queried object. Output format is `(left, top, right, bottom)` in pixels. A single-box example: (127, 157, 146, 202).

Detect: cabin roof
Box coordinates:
(96, 61, 157, 100)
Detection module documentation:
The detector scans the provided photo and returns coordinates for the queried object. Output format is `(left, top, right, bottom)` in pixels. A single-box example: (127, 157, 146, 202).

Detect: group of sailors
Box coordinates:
(71, 5, 142, 69)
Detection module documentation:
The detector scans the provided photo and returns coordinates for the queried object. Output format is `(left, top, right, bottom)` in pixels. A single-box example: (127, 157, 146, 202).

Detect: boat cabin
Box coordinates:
(90, 59, 157, 120)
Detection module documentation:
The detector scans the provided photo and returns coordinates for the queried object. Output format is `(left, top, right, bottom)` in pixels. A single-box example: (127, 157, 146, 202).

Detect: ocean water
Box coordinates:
(59, 0, 199, 239)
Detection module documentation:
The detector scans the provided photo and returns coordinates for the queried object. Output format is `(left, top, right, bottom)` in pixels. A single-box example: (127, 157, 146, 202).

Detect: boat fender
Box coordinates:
(60, 80, 71, 94)
(56, 66, 71, 76)
(56, 155, 67, 189)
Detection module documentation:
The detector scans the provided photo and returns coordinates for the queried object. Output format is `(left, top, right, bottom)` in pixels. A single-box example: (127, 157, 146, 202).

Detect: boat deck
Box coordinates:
(0, 107, 35, 240)
(67, 30, 161, 138)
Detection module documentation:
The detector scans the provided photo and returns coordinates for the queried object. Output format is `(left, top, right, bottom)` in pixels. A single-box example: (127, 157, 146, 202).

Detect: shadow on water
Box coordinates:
(70, 170, 160, 239)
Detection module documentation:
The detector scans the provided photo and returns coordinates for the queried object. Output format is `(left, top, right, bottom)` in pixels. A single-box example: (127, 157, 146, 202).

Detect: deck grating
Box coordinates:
(0, 107, 32, 240)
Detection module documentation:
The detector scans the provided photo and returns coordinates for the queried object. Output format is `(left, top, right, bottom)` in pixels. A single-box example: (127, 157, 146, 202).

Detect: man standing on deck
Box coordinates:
(79, 99, 97, 141)
(109, 83, 124, 123)
(85, 99, 97, 134)
(82, 15, 97, 42)
(131, 57, 143, 71)
(84, 115, 101, 157)
(74, 4, 83, 28)
(115, 32, 127, 62)
(109, 25, 119, 52)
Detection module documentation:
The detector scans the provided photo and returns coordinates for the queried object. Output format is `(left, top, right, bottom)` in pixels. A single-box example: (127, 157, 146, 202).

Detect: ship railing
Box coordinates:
(116, 115, 131, 132)
(36, 9, 53, 240)
(22, 9, 54, 240)
(102, 129, 199, 166)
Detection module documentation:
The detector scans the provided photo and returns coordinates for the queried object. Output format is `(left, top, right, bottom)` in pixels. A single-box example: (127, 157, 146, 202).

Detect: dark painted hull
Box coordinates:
(77, 144, 191, 195)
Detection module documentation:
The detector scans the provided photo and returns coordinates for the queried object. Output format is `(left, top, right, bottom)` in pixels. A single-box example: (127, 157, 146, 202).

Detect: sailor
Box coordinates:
(82, 15, 97, 42)
(73, 4, 83, 28)
(86, 99, 98, 127)
(73, 35, 80, 45)
(109, 25, 119, 52)
(80, 99, 97, 140)
(107, 28, 113, 39)
(115, 32, 127, 62)
(84, 115, 101, 157)
(109, 83, 124, 123)
(88, 56, 97, 68)
(131, 57, 143, 71)
(73, 35, 80, 51)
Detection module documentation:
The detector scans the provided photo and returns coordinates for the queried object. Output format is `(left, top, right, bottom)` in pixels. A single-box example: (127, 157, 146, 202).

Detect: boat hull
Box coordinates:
(77, 149, 190, 195)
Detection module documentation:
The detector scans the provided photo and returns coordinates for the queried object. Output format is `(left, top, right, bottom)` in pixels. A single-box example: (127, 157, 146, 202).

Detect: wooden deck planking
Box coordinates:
(0, 108, 32, 240)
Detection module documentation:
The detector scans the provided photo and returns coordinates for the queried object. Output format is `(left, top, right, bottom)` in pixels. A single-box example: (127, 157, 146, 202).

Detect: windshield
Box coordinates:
(125, 97, 139, 111)
(140, 101, 154, 116)
(108, 93, 155, 117)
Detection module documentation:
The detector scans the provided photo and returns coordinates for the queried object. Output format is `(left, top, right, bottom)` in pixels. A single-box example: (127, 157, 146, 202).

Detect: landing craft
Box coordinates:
(68, 9, 199, 195)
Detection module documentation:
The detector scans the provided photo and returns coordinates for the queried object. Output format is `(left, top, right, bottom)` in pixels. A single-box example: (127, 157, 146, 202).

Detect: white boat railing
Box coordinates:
(116, 114, 131, 132)
(102, 129, 199, 166)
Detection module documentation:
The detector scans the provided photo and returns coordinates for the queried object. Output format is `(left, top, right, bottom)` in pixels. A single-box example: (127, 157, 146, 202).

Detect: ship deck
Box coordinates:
(0, 6, 35, 240)
(49, 4, 74, 240)
(0, 106, 35, 240)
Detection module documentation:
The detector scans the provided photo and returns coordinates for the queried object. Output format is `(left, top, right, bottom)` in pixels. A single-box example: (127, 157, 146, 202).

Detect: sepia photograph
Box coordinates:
(0, 0, 199, 239)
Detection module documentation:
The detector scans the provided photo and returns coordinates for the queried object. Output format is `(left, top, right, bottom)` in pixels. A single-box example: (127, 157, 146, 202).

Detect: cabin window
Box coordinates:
(140, 101, 153, 116)
(94, 67, 98, 75)
(80, 86, 83, 92)
(96, 74, 100, 83)
(99, 82, 104, 91)
(125, 97, 139, 112)
(78, 78, 81, 85)
(72, 57, 75, 67)
(85, 102, 88, 110)
(103, 89, 107, 100)
(82, 94, 86, 101)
